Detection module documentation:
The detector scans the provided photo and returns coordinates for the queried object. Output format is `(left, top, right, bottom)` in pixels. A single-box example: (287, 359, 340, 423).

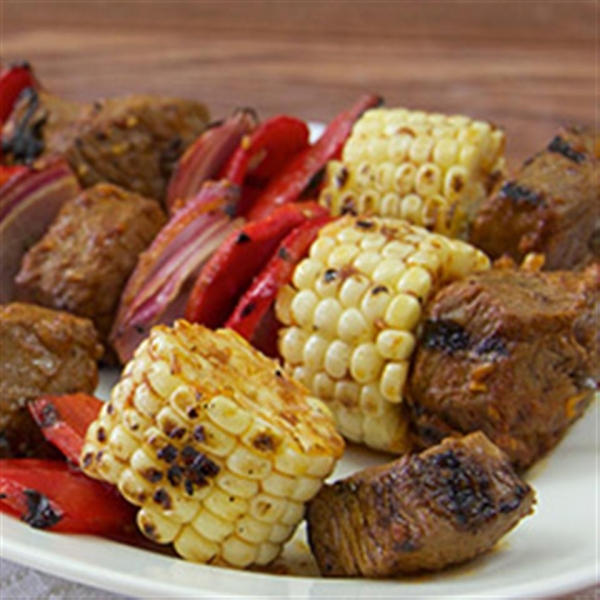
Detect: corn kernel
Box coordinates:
(221, 536, 258, 568)
(279, 327, 309, 365)
(174, 527, 219, 563)
(249, 493, 287, 524)
(262, 471, 297, 498)
(327, 243, 360, 269)
(227, 446, 272, 480)
(216, 472, 259, 500)
(137, 507, 181, 544)
(337, 307, 372, 344)
(256, 542, 280, 565)
(268, 522, 295, 543)
(376, 330, 415, 361)
(353, 250, 383, 276)
(334, 380, 360, 407)
(205, 395, 252, 436)
(292, 258, 323, 290)
(192, 508, 235, 542)
(350, 342, 384, 383)
(290, 289, 318, 328)
(235, 516, 271, 544)
(380, 361, 410, 402)
(312, 371, 336, 399)
(396, 265, 432, 299)
(339, 274, 370, 308)
(324, 339, 352, 379)
(384, 294, 421, 330)
(380, 193, 402, 218)
(309, 236, 336, 261)
(394, 163, 417, 195)
(372, 258, 406, 288)
(290, 476, 323, 502)
(280, 500, 306, 526)
(313, 298, 343, 336)
(303, 333, 329, 371)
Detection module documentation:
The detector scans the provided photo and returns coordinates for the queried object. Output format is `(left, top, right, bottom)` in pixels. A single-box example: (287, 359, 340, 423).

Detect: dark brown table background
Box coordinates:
(1, 1, 598, 598)
(2, 0, 597, 170)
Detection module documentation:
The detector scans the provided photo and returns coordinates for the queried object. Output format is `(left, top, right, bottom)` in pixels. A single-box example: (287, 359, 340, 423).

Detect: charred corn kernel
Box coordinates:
(138, 507, 180, 544)
(276, 216, 489, 452)
(81, 321, 343, 569)
(320, 108, 506, 239)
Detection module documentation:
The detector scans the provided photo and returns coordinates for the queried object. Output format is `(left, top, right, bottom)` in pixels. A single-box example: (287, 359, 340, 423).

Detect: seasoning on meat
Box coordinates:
(406, 262, 599, 470)
(15, 183, 166, 357)
(470, 126, 599, 270)
(0, 303, 102, 458)
(306, 432, 535, 577)
(3, 91, 210, 203)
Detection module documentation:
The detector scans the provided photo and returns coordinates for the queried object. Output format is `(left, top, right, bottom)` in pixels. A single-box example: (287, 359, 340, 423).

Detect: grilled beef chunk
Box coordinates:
(0, 303, 102, 458)
(15, 183, 166, 353)
(406, 264, 599, 471)
(306, 432, 534, 577)
(470, 126, 599, 270)
(3, 91, 209, 203)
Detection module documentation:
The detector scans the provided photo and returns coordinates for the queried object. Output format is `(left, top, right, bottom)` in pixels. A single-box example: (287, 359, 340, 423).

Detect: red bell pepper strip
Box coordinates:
(0, 459, 136, 535)
(220, 115, 310, 187)
(185, 201, 328, 328)
(226, 214, 334, 341)
(28, 394, 103, 466)
(0, 165, 28, 188)
(166, 109, 257, 214)
(245, 94, 382, 221)
(0, 63, 37, 125)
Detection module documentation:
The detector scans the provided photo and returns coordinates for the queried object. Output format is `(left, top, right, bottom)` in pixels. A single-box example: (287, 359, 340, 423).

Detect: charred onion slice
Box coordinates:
(110, 181, 243, 363)
(166, 109, 258, 214)
(0, 159, 80, 302)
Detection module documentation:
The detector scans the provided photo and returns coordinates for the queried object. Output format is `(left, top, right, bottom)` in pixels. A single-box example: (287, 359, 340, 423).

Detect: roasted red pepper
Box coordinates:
(246, 94, 382, 221)
(0, 63, 37, 125)
(226, 214, 333, 342)
(28, 393, 103, 466)
(221, 115, 310, 187)
(0, 459, 135, 534)
(185, 201, 328, 328)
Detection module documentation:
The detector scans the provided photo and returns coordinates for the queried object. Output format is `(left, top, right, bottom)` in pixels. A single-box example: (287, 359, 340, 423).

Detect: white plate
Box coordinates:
(1, 366, 598, 599)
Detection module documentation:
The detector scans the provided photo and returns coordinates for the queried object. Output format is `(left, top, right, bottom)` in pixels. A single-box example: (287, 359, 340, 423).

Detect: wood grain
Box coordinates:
(1, 0, 597, 167)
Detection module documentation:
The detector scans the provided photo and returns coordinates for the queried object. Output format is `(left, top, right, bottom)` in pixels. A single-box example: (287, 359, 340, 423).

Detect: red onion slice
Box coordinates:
(0, 160, 80, 302)
(166, 109, 257, 214)
(110, 181, 243, 363)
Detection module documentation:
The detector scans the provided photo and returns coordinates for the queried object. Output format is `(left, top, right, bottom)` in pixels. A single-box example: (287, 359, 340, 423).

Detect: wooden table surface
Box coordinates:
(2, 0, 597, 169)
(1, 2, 598, 599)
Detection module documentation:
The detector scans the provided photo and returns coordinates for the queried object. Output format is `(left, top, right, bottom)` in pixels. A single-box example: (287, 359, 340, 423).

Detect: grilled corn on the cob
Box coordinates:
(319, 108, 506, 239)
(81, 321, 344, 568)
(275, 216, 490, 453)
